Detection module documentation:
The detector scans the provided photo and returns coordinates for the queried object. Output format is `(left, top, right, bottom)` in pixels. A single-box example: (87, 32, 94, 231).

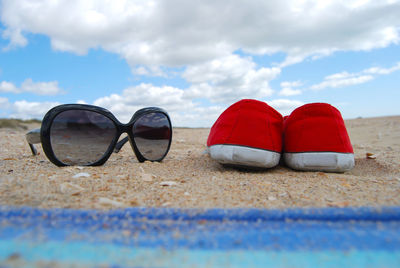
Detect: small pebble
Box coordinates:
(129, 198, 140, 206)
(160, 181, 177, 187)
(140, 173, 154, 182)
(366, 152, 377, 159)
(48, 175, 57, 181)
(72, 172, 90, 178)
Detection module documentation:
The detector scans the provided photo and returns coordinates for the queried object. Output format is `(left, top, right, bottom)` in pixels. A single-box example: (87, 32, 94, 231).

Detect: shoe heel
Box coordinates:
(284, 152, 355, 172)
(209, 144, 281, 168)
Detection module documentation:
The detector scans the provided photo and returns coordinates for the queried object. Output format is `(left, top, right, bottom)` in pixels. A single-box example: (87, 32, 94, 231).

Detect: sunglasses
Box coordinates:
(26, 104, 172, 166)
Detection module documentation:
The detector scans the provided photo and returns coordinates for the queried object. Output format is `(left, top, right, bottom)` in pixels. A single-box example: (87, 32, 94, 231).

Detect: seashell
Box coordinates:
(60, 182, 84, 195)
(98, 197, 124, 207)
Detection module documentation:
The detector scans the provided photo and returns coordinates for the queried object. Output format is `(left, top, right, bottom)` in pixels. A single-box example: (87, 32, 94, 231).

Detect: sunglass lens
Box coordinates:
(132, 112, 171, 161)
(50, 110, 117, 165)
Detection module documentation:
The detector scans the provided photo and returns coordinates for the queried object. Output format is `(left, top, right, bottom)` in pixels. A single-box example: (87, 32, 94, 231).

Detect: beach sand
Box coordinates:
(0, 116, 399, 209)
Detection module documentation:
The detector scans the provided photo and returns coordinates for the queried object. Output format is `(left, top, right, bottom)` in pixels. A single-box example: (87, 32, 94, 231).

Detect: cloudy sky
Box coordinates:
(0, 0, 399, 127)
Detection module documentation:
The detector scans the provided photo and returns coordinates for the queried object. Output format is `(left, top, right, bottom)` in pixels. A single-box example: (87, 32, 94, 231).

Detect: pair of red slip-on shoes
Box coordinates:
(207, 99, 355, 172)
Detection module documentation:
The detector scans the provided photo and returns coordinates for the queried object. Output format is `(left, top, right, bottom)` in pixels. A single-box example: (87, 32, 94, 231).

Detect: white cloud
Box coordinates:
(311, 62, 400, 90)
(279, 88, 302, 96)
(1, 28, 27, 50)
(1, 0, 399, 71)
(0, 81, 18, 93)
(364, 62, 400, 75)
(267, 99, 304, 116)
(9, 100, 60, 119)
(20, 79, 63, 95)
(279, 81, 302, 96)
(0, 97, 10, 117)
(0, 78, 63, 95)
(171, 105, 225, 128)
(280, 81, 302, 88)
(93, 83, 196, 124)
(0, 97, 10, 109)
(311, 74, 374, 90)
(183, 55, 280, 103)
(94, 83, 191, 110)
(0, 98, 60, 120)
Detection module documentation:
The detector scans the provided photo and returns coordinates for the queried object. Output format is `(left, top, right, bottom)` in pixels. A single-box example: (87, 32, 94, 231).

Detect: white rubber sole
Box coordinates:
(208, 144, 281, 168)
(284, 152, 355, 172)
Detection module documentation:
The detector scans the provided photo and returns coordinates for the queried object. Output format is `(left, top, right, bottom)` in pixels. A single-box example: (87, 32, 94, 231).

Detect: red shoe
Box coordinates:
(283, 103, 354, 172)
(207, 99, 283, 168)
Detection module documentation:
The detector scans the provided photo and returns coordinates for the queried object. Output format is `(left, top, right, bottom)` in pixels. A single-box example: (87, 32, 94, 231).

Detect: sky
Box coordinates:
(0, 0, 399, 127)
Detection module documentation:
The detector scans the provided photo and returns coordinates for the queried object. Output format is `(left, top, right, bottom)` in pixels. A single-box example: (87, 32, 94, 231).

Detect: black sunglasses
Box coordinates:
(26, 104, 172, 166)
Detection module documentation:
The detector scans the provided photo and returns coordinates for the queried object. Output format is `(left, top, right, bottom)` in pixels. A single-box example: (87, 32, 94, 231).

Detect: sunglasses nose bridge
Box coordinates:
(119, 124, 132, 134)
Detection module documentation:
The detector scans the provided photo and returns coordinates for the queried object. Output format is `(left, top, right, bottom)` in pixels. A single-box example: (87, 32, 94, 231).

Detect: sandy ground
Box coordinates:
(0, 116, 399, 209)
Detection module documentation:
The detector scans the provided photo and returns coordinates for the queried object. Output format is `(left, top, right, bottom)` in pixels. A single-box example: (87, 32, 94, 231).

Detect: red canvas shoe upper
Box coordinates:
(283, 103, 353, 153)
(207, 99, 283, 153)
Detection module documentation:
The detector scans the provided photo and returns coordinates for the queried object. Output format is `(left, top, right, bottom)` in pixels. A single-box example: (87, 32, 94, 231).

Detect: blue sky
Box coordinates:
(0, 0, 399, 127)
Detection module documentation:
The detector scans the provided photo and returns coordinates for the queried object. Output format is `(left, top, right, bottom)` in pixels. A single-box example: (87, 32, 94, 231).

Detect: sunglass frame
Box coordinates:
(40, 104, 172, 166)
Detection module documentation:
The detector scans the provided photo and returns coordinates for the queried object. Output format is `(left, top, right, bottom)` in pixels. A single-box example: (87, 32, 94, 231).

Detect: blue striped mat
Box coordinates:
(1, 206, 399, 267)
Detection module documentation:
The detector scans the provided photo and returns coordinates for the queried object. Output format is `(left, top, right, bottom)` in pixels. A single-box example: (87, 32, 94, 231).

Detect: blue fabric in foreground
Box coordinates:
(1, 206, 400, 250)
(0, 206, 400, 267)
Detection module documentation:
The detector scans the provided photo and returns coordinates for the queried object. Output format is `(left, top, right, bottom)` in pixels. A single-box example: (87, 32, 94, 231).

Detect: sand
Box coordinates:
(0, 116, 399, 209)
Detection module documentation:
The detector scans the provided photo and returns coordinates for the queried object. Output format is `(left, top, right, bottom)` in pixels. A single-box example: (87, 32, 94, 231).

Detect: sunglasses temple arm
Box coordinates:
(26, 128, 41, 155)
(114, 136, 129, 153)
(28, 143, 37, 155)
